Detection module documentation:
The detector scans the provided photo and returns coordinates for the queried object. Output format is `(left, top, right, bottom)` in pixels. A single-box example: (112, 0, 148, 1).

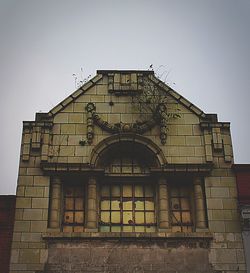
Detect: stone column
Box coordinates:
(158, 176, 170, 231)
(86, 176, 98, 231)
(49, 177, 61, 229)
(194, 177, 207, 230)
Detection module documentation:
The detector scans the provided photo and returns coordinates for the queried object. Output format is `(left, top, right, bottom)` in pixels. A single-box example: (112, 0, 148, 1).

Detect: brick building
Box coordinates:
(10, 70, 246, 272)
(0, 195, 16, 273)
(233, 164, 250, 273)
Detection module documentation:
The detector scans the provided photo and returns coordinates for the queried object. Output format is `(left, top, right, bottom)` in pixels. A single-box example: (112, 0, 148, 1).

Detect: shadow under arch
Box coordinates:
(90, 133, 166, 169)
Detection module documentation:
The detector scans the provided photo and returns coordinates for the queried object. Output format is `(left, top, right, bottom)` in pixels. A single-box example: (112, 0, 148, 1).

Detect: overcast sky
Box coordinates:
(0, 0, 250, 194)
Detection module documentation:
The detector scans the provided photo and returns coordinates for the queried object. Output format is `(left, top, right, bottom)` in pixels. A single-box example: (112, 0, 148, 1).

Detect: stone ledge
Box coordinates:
(42, 231, 213, 240)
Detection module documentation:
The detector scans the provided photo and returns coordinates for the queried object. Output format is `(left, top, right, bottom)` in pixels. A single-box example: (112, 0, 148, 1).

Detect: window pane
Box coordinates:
(145, 185, 153, 197)
(101, 212, 110, 223)
(74, 226, 84, 232)
(172, 212, 181, 224)
(123, 185, 132, 197)
(101, 200, 110, 210)
(64, 212, 74, 223)
(111, 185, 120, 197)
(111, 200, 120, 210)
(65, 198, 74, 210)
(135, 212, 144, 224)
(123, 200, 132, 210)
(182, 212, 191, 223)
(75, 212, 84, 224)
(145, 212, 154, 224)
(100, 225, 110, 232)
(181, 198, 190, 210)
(111, 212, 120, 223)
(171, 198, 180, 210)
(111, 226, 121, 232)
(135, 200, 144, 210)
(123, 211, 133, 224)
(135, 185, 143, 197)
(123, 226, 133, 232)
(146, 226, 156, 232)
(172, 226, 181, 232)
(145, 200, 154, 210)
(75, 198, 84, 210)
(101, 185, 110, 197)
(135, 226, 145, 232)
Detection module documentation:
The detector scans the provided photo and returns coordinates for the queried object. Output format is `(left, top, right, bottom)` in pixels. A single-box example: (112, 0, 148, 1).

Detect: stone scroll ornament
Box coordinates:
(85, 102, 168, 144)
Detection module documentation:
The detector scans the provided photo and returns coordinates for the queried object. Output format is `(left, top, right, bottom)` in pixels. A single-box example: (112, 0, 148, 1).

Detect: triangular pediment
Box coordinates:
(44, 70, 208, 120)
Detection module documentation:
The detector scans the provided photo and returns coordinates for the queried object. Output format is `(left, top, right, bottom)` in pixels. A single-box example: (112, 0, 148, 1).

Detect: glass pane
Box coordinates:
(145, 212, 155, 224)
(146, 226, 156, 232)
(123, 185, 132, 197)
(111, 185, 120, 197)
(135, 212, 144, 224)
(64, 212, 73, 223)
(145, 200, 154, 210)
(100, 225, 110, 232)
(145, 185, 153, 197)
(123, 200, 132, 210)
(112, 165, 121, 173)
(123, 226, 133, 232)
(111, 200, 120, 210)
(101, 185, 110, 197)
(182, 212, 191, 223)
(135, 185, 143, 197)
(111, 212, 120, 223)
(182, 226, 192, 232)
(75, 198, 83, 210)
(75, 212, 84, 223)
(101, 200, 110, 210)
(101, 212, 110, 223)
(135, 200, 144, 210)
(133, 165, 142, 174)
(135, 226, 145, 232)
(65, 198, 74, 210)
(111, 226, 121, 232)
(172, 212, 181, 224)
(171, 198, 180, 210)
(74, 226, 84, 232)
(122, 165, 132, 174)
(63, 226, 73, 232)
(123, 211, 133, 224)
(172, 226, 181, 232)
(181, 198, 190, 210)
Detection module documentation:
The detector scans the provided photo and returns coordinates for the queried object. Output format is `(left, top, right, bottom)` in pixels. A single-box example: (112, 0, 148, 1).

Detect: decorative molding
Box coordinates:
(85, 102, 158, 139)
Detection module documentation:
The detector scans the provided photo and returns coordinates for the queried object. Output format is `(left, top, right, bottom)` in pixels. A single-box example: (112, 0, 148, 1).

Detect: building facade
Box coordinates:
(10, 70, 246, 273)
(233, 164, 250, 273)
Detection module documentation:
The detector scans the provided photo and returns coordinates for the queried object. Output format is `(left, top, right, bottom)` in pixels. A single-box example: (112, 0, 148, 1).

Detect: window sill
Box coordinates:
(42, 231, 213, 240)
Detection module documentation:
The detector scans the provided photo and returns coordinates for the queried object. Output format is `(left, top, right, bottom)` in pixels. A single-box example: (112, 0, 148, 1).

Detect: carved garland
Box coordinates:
(86, 102, 167, 144)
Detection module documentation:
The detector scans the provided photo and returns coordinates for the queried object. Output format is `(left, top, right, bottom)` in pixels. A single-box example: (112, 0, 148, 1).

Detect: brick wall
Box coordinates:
(0, 195, 16, 273)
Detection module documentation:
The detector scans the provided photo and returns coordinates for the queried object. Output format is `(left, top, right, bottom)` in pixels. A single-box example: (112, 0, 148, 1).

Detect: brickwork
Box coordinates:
(0, 195, 16, 273)
(10, 70, 246, 273)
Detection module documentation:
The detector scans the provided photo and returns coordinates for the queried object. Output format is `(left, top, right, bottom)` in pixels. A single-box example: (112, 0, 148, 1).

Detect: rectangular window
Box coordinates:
(63, 184, 85, 232)
(100, 183, 156, 232)
(170, 184, 193, 232)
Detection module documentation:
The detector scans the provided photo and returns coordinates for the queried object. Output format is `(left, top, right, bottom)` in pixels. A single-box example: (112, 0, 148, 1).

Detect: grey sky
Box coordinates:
(0, 0, 250, 194)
